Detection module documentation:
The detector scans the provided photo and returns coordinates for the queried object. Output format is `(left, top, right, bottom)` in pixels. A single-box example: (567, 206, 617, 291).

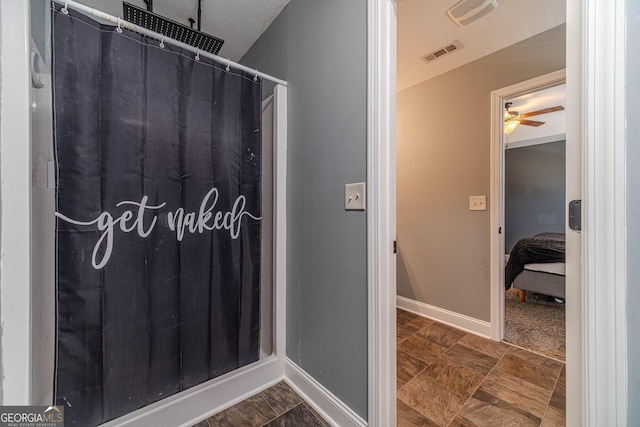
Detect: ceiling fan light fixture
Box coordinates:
(504, 120, 519, 135)
(503, 101, 564, 134)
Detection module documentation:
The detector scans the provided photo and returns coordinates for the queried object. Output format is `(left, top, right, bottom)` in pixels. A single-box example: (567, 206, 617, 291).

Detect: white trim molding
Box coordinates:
(505, 133, 567, 150)
(285, 359, 366, 427)
(397, 296, 491, 338)
(102, 357, 284, 427)
(272, 85, 288, 362)
(367, 0, 397, 426)
(582, 0, 628, 424)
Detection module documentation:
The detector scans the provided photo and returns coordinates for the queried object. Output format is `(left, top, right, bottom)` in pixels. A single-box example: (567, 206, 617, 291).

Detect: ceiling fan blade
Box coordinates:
(519, 119, 545, 127)
(520, 106, 564, 118)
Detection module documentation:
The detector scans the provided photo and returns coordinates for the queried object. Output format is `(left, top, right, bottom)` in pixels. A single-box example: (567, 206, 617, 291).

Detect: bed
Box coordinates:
(505, 232, 565, 302)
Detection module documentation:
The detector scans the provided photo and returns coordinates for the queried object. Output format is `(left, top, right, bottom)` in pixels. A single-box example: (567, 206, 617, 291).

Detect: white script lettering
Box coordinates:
(55, 196, 166, 269)
(166, 188, 259, 241)
(55, 189, 261, 270)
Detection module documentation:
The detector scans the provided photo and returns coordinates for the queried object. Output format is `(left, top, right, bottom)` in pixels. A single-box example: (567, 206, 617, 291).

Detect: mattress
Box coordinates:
(524, 262, 565, 276)
(505, 232, 565, 288)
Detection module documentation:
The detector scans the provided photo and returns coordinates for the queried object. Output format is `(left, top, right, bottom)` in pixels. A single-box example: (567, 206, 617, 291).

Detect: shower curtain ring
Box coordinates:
(253, 69, 259, 81)
(195, 50, 200, 61)
(116, 17, 123, 33)
(159, 36, 165, 49)
(226, 59, 231, 72)
(62, 0, 69, 14)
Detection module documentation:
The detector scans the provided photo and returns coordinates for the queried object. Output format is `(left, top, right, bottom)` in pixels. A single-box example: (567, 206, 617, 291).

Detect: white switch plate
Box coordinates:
(345, 182, 366, 210)
(469, 195, 486, 211)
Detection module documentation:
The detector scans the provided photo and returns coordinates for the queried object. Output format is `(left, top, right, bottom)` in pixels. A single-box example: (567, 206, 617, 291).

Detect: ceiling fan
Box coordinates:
(504, 102, 564, 134)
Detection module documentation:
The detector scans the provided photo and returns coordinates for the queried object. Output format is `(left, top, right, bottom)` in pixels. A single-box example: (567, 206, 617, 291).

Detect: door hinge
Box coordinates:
(393, 240, 397, 254)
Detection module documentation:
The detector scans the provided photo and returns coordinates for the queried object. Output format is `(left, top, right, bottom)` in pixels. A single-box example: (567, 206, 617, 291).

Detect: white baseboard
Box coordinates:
(284, 358, 367, 427)
(101, 356, 284, 427)
(99, 356, 368, 427)
(397, 296, 491, 338)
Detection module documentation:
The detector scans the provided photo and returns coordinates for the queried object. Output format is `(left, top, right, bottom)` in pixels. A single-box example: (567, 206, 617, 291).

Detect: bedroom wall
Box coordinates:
(627, 0, 640, 423)
(505, 141, 566, 252)
(242, 0, 368, 419)
(397, 25, 566, 321)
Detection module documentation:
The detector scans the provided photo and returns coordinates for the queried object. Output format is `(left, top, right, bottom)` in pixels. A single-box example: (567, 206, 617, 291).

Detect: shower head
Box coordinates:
(123, 2, 224, 55)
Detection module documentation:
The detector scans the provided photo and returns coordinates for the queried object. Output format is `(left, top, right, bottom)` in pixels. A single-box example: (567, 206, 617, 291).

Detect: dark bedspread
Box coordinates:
(505, 232, 565, 289)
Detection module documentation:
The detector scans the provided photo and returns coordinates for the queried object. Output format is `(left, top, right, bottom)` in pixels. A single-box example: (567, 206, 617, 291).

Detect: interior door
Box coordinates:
(564, 28, 582, 423)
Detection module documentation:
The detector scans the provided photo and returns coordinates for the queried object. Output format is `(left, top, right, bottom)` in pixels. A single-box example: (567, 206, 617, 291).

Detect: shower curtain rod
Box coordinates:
(53, 0, 288, 87)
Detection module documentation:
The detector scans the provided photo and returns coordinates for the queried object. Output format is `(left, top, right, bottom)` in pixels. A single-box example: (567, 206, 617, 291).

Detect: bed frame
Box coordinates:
(513, 268, 565, 302)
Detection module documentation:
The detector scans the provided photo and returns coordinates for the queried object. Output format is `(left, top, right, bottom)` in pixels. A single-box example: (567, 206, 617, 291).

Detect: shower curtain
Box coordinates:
(52, 4, 262, 426)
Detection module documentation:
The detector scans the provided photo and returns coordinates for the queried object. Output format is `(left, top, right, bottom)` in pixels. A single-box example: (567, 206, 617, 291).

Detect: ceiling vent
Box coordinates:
(447, 0, 498, 27)
(422, 41, 462, 63)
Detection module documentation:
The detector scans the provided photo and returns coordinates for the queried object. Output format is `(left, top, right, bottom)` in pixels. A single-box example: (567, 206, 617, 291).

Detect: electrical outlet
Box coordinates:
(469, 195, 486, 211)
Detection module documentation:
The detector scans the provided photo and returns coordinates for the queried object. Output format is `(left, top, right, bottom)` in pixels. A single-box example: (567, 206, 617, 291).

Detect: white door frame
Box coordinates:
(367, 0, 397, 426)
(489, 69, 567, 342)
(372, 0, 628, 425)
(578, 0, 628, 424)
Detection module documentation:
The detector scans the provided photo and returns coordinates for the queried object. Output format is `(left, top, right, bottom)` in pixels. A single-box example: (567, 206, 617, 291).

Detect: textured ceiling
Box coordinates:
(398, 0, 566, 92)
(77, 0, 291, 60)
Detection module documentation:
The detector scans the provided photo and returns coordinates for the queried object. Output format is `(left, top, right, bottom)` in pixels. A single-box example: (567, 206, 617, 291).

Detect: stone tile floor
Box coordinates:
(193, 309, 566, 426)
(397, 309, 566, 426)
(191, 381, 329, 426)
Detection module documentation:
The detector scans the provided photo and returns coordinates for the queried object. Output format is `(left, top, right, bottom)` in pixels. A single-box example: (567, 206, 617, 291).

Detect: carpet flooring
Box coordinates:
(504, 287, 566, 361)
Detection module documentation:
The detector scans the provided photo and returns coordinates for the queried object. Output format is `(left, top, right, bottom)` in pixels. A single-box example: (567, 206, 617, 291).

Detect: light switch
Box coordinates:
(469, 195, 486, 211)
(345, 182, 366, 210)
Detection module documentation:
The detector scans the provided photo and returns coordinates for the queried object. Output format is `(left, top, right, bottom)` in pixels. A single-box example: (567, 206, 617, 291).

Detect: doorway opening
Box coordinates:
(499, 80, 568, 361)
(395, 1, 570, 420)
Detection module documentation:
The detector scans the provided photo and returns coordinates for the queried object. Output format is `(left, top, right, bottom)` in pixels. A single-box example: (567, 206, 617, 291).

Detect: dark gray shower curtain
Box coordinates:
(52, 4, 262, 426)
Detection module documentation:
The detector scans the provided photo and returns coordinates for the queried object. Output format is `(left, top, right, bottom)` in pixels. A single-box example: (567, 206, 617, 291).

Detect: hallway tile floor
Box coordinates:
(397, 309, 566, 426)
(194, 309, 565, 426)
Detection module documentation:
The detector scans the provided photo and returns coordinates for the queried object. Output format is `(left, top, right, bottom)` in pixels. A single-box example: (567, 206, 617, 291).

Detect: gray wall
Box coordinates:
(397, 25, 565, 321)
(242, 0, 368, 418)
(505, 141, 566, 252)
(627, 0, 640, 423)
(0, 0, 3, 404)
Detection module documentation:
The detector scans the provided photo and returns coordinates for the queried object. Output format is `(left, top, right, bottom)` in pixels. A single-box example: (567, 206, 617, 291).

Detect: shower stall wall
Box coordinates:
(31, 37, 56, 407)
